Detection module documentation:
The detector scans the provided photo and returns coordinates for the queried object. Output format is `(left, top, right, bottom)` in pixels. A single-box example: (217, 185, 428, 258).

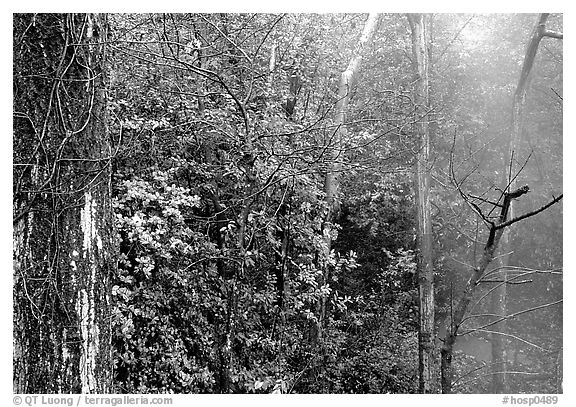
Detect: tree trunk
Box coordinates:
(320, 12, 379, 341)
(13, 13, 114, 393)
(440, 186, 530, 393)
(491, 249, 509, 393)
(408, 13, 435, 394)
(492, 13, 562, 393)
(324, 13, 379, 227)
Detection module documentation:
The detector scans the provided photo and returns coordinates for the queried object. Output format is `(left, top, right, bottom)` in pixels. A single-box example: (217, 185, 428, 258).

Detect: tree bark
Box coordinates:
(13, 13, 114, 393)
(408, 13, 435, 394)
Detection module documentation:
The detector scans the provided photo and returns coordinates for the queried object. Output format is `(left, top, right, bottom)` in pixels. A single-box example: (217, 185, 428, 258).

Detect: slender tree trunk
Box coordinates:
(285, 64, 301, 120)
(556, 348, 563, 393)
(320, 12, 379, 341)
(491, 252, 509, 392)
(492, 13, 562, 393)
(192, 17, 206, 114)
(408, 13, 435, 394)
(439, 13, 562, 394)
(13, 13, 114, 393)
(324, 13, 379, 224)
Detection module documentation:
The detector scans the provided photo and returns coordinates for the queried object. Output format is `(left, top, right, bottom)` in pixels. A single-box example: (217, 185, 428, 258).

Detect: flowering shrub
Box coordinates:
(112, 170, 222, 392)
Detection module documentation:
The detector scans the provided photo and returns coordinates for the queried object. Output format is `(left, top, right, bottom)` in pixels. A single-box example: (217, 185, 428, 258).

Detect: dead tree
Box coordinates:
(439, 151, 562, 393)
(492, 13, 563, 393)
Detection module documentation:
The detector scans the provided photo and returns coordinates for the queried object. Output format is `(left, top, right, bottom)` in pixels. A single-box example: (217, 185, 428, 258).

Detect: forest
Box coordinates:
(13, 13, 563, 394)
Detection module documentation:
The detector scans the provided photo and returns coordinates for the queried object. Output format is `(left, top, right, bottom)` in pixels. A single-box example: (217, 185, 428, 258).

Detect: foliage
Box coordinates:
(13, 12, 561, 394)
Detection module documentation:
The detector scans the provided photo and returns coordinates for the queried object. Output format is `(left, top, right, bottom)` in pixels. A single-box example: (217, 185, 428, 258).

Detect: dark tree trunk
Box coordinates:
(13, 13, 114, 393)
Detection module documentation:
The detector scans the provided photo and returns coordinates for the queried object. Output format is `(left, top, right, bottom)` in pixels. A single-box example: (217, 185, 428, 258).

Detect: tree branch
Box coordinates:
(543, 30, 563, 39)
(495, 193, 563, 230)
(471, 299, 563, 333)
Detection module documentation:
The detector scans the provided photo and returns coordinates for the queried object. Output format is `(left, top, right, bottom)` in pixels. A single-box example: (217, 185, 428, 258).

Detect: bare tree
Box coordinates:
(492, 13, 563, 393)
(439, 145, 562, 393)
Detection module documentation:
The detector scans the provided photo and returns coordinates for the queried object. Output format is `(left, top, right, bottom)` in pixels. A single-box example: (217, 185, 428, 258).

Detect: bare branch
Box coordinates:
(199, 14, 253, 63)
(472, 299, 563, 333)
(449, 131, 493, 227)
(495, 194, 563, 230)
(543, 30, 563, 39)
(551, 88, 562, 100)
(477, 329, 552, 352)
